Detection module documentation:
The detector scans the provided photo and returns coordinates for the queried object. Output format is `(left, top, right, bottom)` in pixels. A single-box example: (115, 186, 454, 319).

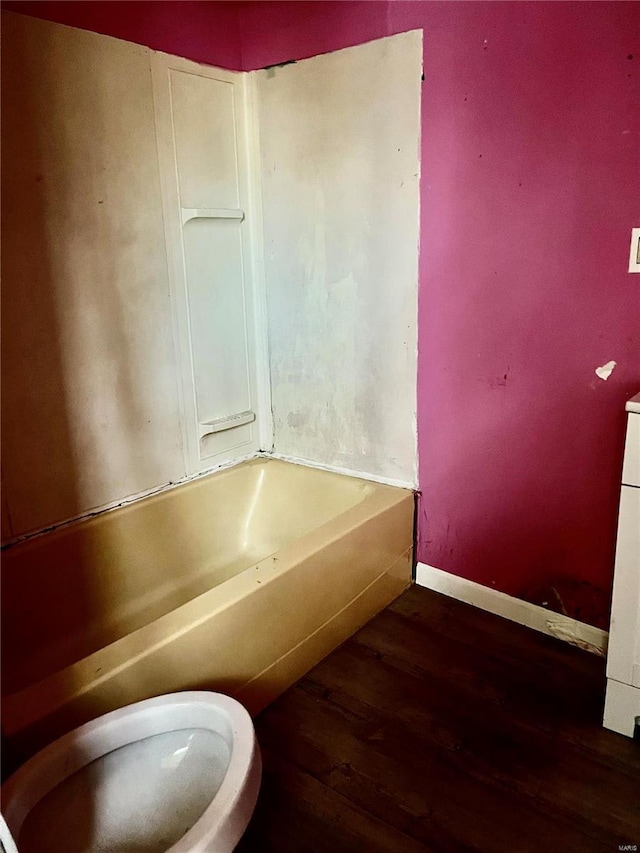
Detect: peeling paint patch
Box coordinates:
(520, 576, 609, 630)
(595, 360, 616, 381)
(546, 619, 606, 657)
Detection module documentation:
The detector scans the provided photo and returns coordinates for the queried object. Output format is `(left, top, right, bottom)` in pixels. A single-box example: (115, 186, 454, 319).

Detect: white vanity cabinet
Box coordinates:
(604, 392, 640, 737)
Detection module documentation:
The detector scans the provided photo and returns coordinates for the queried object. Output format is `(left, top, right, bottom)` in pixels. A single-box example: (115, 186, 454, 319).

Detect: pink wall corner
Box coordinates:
(237, 0, 390, 70)
(1, 1, 244, 69)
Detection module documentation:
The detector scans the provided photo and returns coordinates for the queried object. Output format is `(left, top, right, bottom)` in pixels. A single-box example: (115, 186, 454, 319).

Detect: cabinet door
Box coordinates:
(607, 484, 640, 686)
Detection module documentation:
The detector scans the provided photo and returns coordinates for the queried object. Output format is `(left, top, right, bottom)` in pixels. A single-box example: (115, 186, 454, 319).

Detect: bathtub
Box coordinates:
(2, 457, 413, 760)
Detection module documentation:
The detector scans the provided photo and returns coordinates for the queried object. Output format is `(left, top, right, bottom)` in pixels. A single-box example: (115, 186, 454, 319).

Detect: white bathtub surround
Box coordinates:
(257, 32, 422, 489)
(416, 563, 608, 657)
(2, 11, 422, 543)
(2, 14, 185, 538)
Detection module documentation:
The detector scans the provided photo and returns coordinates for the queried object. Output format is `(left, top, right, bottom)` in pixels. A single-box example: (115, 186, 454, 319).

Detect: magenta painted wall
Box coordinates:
(406, 1, 638, 630)
(1, 1, 243, 69)
(5, 1, 639, 628)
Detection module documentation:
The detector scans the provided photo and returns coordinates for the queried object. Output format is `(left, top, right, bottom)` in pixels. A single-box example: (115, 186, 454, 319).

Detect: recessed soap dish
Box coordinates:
(199, 410, 256, 440)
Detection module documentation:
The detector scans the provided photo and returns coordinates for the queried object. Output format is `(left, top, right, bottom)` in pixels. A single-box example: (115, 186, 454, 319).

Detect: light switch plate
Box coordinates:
(629, 228, 640, 273)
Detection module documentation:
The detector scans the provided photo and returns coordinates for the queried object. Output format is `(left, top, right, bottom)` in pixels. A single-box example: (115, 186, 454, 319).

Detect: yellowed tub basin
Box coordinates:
(2, 458, 413, 758)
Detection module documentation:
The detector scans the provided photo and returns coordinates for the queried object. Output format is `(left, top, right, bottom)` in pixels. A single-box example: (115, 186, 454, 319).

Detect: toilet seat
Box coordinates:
(1, 692, 261, 853)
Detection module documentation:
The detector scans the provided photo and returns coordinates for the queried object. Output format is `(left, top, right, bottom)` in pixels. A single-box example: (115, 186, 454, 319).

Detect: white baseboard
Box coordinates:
(415, 562, 608, 657)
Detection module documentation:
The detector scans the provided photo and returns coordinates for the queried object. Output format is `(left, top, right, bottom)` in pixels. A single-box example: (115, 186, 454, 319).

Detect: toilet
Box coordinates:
(1, 691, 261, 852)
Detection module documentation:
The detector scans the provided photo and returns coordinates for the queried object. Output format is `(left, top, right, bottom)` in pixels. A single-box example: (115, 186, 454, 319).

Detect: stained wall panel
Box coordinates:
(257, 32, 422, 486)
(1, 13, 184, 537)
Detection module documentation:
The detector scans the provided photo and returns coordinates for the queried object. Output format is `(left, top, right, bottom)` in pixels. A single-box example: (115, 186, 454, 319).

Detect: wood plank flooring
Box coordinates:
(237, 585, 640, 852)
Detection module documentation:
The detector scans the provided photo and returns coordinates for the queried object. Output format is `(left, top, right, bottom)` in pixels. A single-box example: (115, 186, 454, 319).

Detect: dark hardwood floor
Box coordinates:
(237, 584, 640, 853)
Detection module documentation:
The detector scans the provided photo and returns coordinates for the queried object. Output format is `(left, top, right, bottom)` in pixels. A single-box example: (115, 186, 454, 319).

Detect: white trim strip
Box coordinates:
(416, 562, 608, 657)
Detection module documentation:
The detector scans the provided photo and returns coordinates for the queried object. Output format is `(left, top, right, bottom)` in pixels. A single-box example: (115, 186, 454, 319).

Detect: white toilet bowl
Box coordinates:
(1, 691, 261, 853)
